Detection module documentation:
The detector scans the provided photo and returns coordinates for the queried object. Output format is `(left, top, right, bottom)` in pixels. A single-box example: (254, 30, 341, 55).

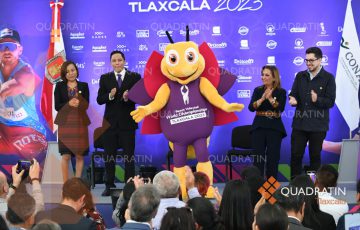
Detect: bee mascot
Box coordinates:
(129, 26, 244, 198)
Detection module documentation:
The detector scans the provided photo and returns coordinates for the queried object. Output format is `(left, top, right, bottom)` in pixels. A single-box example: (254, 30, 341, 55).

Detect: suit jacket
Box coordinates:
(289, 67, 336, 132)
(97, 70, 141, 130)
(35, 204, 96, 230)
(54, 80, 90, 126)
(288, 217, 312, 230)
(121, 222, 151, 230)
(248, 86, 287, 137)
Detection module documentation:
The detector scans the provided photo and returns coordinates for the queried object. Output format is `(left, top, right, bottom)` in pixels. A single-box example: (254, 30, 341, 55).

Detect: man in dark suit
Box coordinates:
(289, 47, 336, 179)
(274, 186, 311, 230)
(35, 178, 96, 230)
(97, 50, 141, 196)
(122, 184, 160, 230)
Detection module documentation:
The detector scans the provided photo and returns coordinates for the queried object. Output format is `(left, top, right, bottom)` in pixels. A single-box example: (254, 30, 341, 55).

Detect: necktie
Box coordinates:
(117, 74, 122, 88)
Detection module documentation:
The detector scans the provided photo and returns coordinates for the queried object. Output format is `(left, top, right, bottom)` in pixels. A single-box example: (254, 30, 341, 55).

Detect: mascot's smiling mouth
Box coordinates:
(167, 68, 198, 81)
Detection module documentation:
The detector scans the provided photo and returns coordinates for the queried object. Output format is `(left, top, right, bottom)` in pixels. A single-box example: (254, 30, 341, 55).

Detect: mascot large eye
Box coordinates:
(166, 50, 179, 66)
(185, 47, 198, 64)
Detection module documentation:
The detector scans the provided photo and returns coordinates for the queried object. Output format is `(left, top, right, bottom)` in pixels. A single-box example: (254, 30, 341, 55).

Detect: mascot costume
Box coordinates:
(129, 26, 244, 198)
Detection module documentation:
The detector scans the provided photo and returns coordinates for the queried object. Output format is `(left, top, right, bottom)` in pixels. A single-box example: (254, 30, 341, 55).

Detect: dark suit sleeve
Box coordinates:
(97, 75, 110, 105)
(54, 82, 68, 112)
(248, 87, 261, 112)
(79, 82, 89, 110)
(313, 74, 336, 109)
(276, 88, 287, 112)
(289, 73, 300, 107)
(124, 72, 141, 105)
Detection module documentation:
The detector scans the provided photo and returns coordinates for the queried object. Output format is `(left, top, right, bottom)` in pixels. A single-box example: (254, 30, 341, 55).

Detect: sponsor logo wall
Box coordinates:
(0, 0, 349, 180)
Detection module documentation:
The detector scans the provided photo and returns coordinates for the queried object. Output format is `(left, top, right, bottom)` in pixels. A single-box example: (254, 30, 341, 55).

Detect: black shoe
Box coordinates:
(101, 188, 111, 196)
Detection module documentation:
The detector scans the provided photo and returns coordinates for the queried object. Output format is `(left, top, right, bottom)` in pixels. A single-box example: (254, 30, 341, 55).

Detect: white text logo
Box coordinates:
(294, 38, 304, 50)
(92, 31, 106, 39)
(316, 41, 332, 47)
(136, 30, 150, 38)
(234, 58, 254, 65)
(293, 56, 304, 66)
(237, 90, 251, 98)
(128, 0, 211, 13)
(70, 32, 85, 39)
(266, 40, 277, 49)
(238, 26, 249, 35)
(92, 45, 107, 53)
(207, 42, 227, 49)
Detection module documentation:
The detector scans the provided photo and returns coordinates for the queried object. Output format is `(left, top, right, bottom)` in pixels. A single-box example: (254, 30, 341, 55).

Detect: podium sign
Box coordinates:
(338, 139, 359, 184)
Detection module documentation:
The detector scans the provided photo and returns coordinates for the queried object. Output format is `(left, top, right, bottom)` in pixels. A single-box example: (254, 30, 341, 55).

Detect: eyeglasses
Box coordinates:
(304, 58, 319, 64)
(0, 42, 19, 52)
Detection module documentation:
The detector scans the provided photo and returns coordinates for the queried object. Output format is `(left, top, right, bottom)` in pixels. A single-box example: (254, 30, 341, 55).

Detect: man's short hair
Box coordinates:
(6, 191, 36, 225)
(153, 170, 180, 198)
(306, 47, 323, 59)
(316, 164, 338, 189)
(62, 178, 90, 202)
(129, 184, 160, 222)
(110, 50, 125, 61)
(32, 219, 61, 230)
(273, 186, 305, 213)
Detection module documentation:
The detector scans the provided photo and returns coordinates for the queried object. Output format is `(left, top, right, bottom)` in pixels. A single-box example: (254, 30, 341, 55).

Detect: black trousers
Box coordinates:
(103, 126, 135, 187)
(290, 129, 326, 179)
(252, 128, 283, 179)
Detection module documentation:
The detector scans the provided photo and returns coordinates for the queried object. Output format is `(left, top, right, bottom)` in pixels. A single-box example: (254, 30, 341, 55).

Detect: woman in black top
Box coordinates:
(54, 61, 90, 183)
(248, 65, 287, 179)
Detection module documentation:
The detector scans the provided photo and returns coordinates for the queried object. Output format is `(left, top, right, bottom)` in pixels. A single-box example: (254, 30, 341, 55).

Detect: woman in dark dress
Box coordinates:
(54, 61, 90, 182)
(248, 65, 287, 179)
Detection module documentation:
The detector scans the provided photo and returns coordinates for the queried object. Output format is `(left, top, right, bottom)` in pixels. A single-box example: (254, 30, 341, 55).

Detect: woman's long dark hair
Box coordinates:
(218, 179, 253, 230)
(187, 197, 224, 230)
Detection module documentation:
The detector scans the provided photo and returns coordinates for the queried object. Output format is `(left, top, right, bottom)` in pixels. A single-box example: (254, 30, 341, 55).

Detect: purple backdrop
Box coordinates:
(0, 0, 351, 181)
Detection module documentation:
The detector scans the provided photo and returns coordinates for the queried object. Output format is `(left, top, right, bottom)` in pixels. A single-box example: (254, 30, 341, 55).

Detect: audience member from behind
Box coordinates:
(315, 164, 348, 223)
(31, 219, 61, 230)
(193, 172, 210, 198)
(252, 203, 288, 230)
(152, 170, 185, 230)
(35, 177, 96, 230)
(187, 197, 224, 230)
(218, 179, 253, 230)
(0, 170, 9, 217)
(274, 186, 311, 230)
(336, 179, 360, 230)
(112, 180, 136, 227)
(240, 166, 266, 208)
(6, 185, 36, 230)
(160, 207, 196, 230)
(122, 184, 160, 230)
(290, 175, 336, 230)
